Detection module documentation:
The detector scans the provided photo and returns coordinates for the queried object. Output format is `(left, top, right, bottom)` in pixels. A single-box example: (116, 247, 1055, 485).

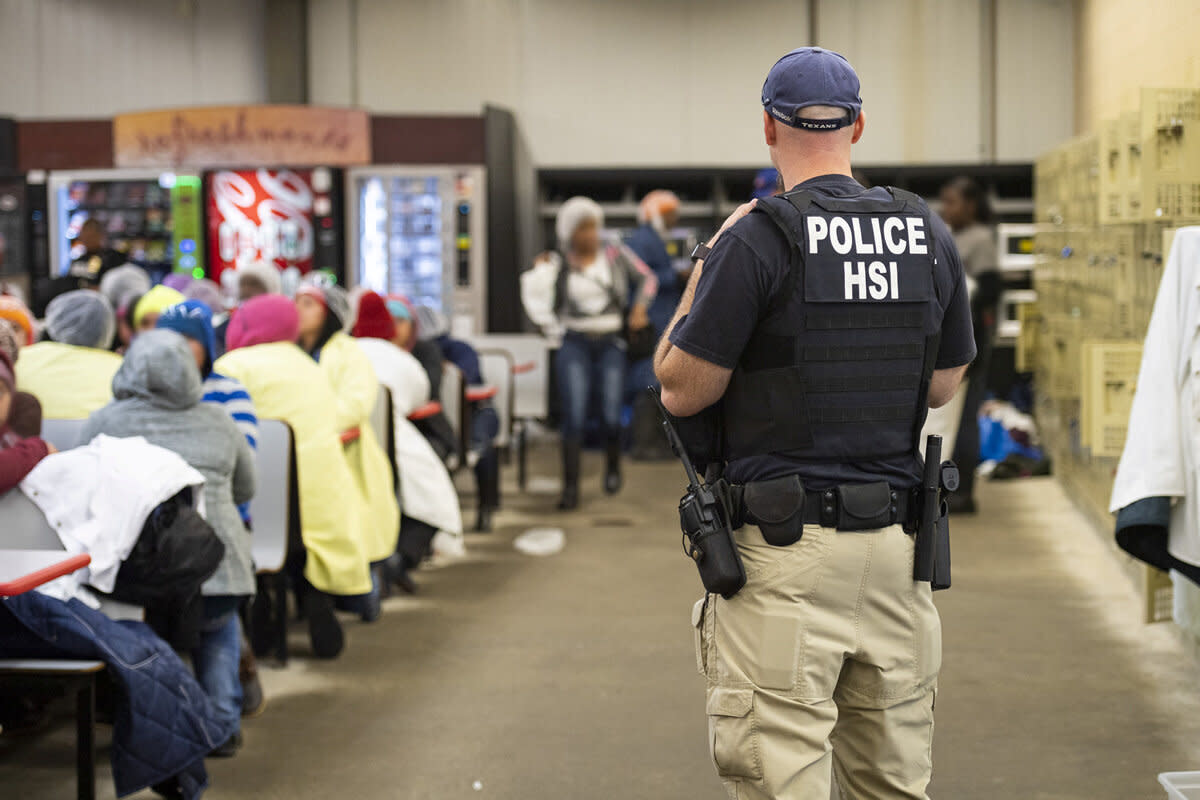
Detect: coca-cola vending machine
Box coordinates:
(204, 166, 343, 291)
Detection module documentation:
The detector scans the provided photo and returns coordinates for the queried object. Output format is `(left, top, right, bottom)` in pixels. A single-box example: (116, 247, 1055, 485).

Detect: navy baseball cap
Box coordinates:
(762, 47, 862, 131)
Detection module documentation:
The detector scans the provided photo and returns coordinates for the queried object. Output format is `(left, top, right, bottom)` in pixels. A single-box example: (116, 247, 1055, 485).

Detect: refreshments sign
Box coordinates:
(113, 106, 370, 168)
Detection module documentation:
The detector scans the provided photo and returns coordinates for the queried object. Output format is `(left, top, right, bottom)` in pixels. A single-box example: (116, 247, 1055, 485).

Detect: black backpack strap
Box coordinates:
(753, 193, 815, 317)
(553, 254, 568, 318)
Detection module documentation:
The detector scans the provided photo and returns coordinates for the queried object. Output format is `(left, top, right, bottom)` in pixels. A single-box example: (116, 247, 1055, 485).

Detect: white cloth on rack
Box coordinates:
(20, 434, 206, 593)
(1111, 227, 1200, 566)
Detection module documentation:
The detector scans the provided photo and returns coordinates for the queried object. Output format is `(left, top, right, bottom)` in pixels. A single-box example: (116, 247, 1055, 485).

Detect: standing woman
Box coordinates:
(939, 176, 1000, 514)
(295, 279, 400, 616)
(521, 197, 658, 509)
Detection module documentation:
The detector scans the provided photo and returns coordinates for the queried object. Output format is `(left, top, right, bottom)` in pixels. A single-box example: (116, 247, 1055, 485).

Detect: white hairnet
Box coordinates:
(298, 276, 351, 329)
(555, 196, 604, 250)
(45, 290, 116, 349)
(414, 305, 449, 341)
(237, 261, 283, 297)
(183, 278, 225, 312)
(98, 264, 152, 311)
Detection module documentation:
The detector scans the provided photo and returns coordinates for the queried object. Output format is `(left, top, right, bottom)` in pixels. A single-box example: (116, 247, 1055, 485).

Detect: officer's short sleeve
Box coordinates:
(669, 227, 775, 370)
(931, 216, 977, 369)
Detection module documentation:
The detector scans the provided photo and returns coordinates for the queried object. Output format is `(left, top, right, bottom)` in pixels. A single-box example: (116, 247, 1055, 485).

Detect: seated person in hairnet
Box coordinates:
(184, 279, 231, 356)
(99, 265, 154, 354)
(0, 321, 45, 440)
(80, 329, 256, 758)
(414, 305, 501, 532)
(352, 291, 464, 593)
(15, 290, 124, 420)
(295, 280, 398, 621)
(98, 263, 152, 314)
(0, 348, 55, 494)
(214, 294, 374, 659)
(210, 262, 283, 357)
(132, 285, 185, 334)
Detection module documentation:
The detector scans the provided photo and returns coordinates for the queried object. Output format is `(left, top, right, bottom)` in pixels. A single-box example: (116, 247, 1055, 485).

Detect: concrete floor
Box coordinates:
(5, 446, 1200, 799)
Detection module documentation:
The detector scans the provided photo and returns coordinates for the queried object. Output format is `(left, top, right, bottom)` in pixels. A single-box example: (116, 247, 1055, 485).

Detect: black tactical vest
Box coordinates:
(723, 187, 941, 463)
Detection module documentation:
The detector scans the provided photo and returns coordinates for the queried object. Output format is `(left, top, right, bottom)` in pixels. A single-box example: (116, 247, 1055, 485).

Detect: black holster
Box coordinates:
(679, 478, 745, 599)
(914, 435, 956, 591)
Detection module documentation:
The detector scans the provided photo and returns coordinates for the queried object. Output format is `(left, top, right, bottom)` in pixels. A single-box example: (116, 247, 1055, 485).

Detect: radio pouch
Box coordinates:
(743, 475, 806, 546)
(835, 482, 895, 531)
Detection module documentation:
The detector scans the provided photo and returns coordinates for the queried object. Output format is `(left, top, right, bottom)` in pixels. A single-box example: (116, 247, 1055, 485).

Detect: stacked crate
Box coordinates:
(1026, 89, 1200, 621)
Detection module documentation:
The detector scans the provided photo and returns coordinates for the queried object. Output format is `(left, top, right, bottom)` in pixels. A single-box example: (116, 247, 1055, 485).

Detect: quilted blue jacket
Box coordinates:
(0, 592, 233, 798)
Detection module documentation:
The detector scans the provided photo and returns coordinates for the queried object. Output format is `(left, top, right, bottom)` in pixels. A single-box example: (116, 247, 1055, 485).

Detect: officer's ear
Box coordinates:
(763, 111, 779, 147)
(850, 111, 866, 144)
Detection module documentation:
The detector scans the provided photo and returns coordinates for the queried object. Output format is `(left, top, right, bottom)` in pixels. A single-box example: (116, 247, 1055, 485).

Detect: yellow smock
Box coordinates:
(16, 342, 123, 420)
(318, 332, 400, 563)
(215, 341, 372, 596)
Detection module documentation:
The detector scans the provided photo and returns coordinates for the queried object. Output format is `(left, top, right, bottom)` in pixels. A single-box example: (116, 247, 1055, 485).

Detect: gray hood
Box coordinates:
(112, 329, 203, 409)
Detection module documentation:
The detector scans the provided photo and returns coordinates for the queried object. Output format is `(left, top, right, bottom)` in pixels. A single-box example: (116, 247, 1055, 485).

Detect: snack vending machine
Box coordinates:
(0, 174, 29, 281)
(204, 166, 343, 290)
(47, 169, 203, 281)
(346, 166, 487, 334)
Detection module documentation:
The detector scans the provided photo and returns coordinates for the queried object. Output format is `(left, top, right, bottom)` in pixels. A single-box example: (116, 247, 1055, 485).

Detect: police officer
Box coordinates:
(654, 47, 975, 799)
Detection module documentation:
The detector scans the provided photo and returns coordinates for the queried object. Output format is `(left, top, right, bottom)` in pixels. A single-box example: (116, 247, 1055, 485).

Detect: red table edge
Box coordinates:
(466, 385, 498, 402)
(0, 553, 91, 597)
(408, 401, 443, 421)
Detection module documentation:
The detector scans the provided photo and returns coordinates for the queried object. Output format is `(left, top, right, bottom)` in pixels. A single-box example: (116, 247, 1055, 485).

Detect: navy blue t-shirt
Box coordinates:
(669, 175, 976, 490)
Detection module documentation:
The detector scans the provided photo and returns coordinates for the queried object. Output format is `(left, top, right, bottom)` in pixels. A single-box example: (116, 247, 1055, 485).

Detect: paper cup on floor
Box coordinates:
(514, 528, 565, 557)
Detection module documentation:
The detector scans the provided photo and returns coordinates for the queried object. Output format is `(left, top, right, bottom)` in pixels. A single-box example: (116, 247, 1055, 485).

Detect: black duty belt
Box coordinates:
(728, 477, 918, 546)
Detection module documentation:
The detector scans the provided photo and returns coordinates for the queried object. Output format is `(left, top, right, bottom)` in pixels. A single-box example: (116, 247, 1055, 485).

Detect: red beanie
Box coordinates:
(351, 291, 397, 341)
(225, 294, 300, 352)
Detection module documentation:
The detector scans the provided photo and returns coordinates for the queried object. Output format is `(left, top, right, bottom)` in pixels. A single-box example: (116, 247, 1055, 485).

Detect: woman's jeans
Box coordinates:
(193, 595, 244, 735)
(556, 332, 626, 437)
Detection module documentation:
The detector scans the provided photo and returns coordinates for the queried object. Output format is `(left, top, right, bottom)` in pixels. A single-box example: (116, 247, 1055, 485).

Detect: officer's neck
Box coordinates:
(778, 157, 853, 191)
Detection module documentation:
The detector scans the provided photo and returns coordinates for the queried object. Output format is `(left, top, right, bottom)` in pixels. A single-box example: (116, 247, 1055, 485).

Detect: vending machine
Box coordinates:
(46, 169, 204, 281)
(346, 166, 487, 334)
(0, 174, 29, 281)
(204, 167, 343, 287)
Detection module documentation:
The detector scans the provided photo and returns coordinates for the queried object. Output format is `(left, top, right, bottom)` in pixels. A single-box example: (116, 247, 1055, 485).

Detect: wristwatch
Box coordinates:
(690, 243, 712, 263)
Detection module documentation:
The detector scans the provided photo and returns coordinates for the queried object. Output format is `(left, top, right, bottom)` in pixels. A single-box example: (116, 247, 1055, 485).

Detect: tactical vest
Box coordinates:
(723, 187, 941, 463)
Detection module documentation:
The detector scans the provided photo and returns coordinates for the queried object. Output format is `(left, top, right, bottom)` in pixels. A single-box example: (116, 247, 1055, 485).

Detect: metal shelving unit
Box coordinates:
(537, 163, 1034, 247)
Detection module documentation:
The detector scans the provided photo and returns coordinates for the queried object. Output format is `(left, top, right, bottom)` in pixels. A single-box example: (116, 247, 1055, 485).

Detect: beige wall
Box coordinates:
(0, 0, 267, 118)
(311, 0, 1074, 167)
(1075, 0, 1200, 131)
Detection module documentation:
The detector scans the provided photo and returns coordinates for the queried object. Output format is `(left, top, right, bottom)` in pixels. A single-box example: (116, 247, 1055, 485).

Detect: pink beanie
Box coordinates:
(225, 294, 299, 352)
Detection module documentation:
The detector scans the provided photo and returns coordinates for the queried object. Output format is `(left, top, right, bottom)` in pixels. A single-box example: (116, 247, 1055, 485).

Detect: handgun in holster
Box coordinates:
(913, 434, 959, 591)
(651, 389, 746, 599)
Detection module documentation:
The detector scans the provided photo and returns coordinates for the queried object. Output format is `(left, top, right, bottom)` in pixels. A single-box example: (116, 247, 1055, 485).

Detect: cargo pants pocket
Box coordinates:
(707, 686, 763, 781)
(692, 597, 708, 677)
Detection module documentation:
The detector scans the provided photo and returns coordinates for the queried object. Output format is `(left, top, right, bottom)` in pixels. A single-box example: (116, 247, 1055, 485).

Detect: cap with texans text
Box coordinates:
(762, 47, 862, 131)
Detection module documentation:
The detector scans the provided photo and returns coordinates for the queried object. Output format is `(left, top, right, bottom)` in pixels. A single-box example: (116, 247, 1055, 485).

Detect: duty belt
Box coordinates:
(729, 478, 919, 538)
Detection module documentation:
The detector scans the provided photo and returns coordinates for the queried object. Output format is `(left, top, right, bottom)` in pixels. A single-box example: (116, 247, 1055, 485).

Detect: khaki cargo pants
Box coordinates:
(692, 522, 941, 799)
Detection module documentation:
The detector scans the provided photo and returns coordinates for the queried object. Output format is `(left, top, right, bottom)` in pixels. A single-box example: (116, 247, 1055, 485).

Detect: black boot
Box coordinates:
(474, 452, 500, 531)
(558, 436, 582, 510)
(303, 590, 344, 659)
(604, 435, 623, 495)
